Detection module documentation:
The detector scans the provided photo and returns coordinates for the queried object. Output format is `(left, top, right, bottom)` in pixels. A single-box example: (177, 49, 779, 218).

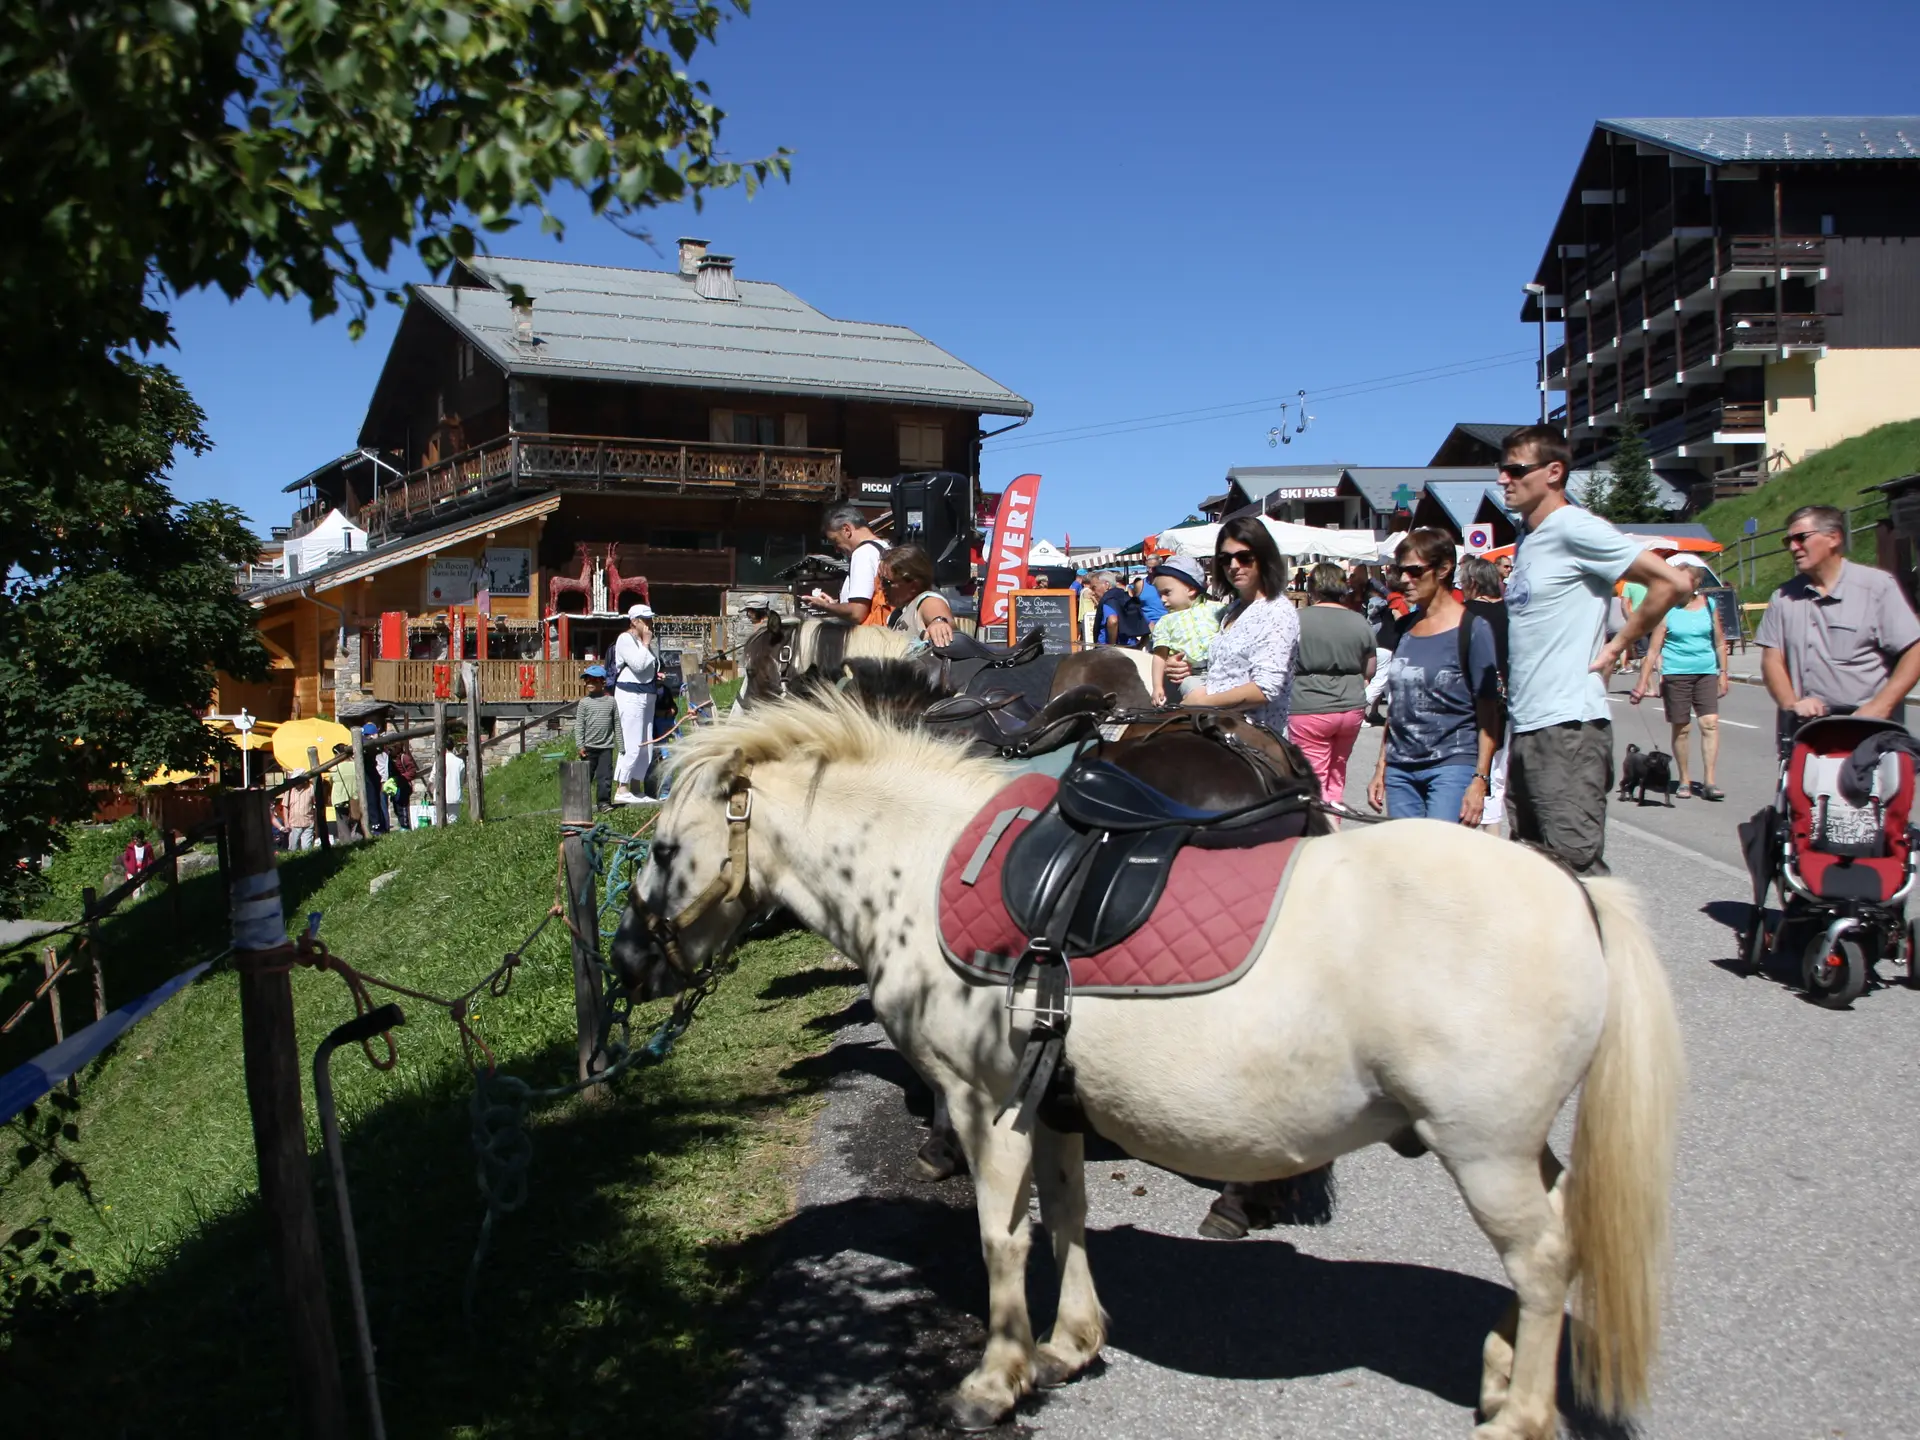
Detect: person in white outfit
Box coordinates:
(611, 603, 658, 805)
(439, 746, 466, 821)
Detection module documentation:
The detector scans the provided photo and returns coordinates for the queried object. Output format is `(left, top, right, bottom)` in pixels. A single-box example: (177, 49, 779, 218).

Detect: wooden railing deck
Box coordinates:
(363, 432, 844, 535)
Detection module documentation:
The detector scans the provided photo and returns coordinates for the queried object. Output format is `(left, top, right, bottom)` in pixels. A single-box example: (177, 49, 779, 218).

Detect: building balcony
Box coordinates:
(361, 432, 845, 537)
(1724, 314, 1827, 354)
(1639, 400, 1769, 460)
(1575, 232, 1826, 308)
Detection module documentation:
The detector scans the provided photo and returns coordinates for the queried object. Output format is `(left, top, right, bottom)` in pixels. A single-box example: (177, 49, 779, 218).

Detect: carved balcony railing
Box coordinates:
(362, 433, 844, 535)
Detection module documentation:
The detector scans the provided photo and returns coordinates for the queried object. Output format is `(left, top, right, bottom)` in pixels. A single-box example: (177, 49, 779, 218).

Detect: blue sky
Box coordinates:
(163, 0, 1919, 547)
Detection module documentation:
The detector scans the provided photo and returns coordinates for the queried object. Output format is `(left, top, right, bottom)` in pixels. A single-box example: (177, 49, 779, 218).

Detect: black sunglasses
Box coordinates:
(1496, 460, 1548, 481)
(1391, 562, 1435, 579)
(1781, 530, 1825, 549)
(1220, 548, 1258, 567)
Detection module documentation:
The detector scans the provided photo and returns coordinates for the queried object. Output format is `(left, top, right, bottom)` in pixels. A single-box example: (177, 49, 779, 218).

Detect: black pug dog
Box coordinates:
(1618, 742, 1675, 807)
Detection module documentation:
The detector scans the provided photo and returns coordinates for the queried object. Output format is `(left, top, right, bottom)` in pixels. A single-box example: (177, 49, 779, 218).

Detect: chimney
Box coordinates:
(695, 253, 738, 302)
(513, 299, 534, 347)
(677, 237, 711, 277)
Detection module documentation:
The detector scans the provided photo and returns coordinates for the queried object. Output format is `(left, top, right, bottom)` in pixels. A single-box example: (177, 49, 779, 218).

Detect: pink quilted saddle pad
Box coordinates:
(936, 772, 1304, 996)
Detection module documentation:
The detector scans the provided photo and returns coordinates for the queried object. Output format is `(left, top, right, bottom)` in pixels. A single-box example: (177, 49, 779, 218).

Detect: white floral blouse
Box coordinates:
(1202, 594, 1299, 735)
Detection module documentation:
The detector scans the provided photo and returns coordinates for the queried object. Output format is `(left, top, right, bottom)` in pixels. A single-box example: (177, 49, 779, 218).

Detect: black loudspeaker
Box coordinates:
(890, 472, 976, 586)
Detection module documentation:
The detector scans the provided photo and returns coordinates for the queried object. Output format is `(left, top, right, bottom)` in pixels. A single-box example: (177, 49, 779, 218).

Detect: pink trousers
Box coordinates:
(1288, 709, 1365, 807)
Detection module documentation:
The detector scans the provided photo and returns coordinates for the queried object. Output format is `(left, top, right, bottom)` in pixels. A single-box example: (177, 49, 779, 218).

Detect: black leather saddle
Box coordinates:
(932, 628, 1047, 668)
(924, 683, 1111, 757)
(1003, 760, 1310, 958)
(993, 759, 1312, 1133)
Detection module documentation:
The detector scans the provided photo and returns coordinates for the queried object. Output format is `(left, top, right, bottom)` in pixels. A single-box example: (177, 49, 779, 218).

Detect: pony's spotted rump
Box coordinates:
(936, 773, 1303, 994)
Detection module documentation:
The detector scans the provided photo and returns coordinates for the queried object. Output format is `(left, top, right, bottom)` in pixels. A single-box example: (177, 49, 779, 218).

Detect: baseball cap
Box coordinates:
(362, 722, 379, 736)
(627, 603, 654, 620)
(1149, 554, 1207, 592)
(731, 593, 777, 614)
(581, 663, 607, 679)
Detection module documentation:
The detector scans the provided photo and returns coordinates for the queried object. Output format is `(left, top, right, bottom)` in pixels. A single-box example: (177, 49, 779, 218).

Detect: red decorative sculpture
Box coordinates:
(546, 542, 596, 612)
(605, 544, 651, 612)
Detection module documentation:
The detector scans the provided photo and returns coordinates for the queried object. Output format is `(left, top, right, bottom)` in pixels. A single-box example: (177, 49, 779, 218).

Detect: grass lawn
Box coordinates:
(1698, 418, 1920, 604)
(1, 730, 859, 1437)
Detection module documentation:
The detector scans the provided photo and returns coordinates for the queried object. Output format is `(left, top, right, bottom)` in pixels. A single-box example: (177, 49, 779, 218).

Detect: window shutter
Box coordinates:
(710, 408, 733, 443)
(783, 412, 808, 448)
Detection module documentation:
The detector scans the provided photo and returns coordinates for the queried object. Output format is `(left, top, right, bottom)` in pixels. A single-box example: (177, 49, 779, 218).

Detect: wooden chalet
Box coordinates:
(237, 244, 1031, 721)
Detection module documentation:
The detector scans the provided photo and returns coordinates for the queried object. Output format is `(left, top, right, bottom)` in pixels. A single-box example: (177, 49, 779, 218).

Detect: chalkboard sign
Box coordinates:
(656, 646, 685, 688)
(1010, 589, 1079, 655)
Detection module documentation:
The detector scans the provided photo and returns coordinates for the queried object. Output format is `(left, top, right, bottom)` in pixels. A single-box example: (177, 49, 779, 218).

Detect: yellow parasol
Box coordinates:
(204, 716, 277, 750)
(270, 717, 353, 773)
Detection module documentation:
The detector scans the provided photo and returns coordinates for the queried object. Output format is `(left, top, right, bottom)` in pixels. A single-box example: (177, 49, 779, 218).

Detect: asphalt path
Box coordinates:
(720, 690, 1920, 1439)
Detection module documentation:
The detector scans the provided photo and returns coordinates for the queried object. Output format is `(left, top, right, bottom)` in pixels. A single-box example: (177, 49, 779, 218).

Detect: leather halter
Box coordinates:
(640, 764, 756, 979)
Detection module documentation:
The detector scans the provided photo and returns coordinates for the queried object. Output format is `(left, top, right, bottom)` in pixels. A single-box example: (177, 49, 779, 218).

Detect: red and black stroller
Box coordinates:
(1741, 714, 1920, 1007)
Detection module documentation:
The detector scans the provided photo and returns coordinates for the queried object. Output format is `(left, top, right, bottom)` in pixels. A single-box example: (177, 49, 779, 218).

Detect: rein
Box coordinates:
(639, 764, 756, 980)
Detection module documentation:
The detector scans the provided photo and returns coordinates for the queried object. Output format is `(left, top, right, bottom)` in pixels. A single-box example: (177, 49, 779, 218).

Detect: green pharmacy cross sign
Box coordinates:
(1391, 483, 1417, 512)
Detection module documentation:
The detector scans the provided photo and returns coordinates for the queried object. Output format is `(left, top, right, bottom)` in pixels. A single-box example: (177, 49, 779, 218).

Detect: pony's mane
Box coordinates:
(841, 624, 914, 659)
(670, 685, 999, 792)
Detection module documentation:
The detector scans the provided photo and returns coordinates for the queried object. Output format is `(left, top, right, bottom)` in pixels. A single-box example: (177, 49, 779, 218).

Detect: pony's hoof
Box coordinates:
(1197, 1194, 1250, 1239)
(942, 1391, 1012, 1431)
(914, 1130, 968, 1182)
(1032, 1345, 1091, 1389)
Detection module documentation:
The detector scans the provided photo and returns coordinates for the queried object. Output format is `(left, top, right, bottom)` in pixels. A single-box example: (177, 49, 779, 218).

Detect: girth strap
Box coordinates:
(998, 829, 1100, 1134)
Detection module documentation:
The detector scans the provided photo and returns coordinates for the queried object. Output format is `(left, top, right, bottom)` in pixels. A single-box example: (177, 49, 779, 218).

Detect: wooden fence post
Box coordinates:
(559, 763, 606, 1094)
(80, 886, 105, 1022)
(349, 724, 368, 840)
(164, 830, 182, 926)
(221, 790, 349, 1440)
(463, 662, 485, 823)
(307, 746, 331, 853)
(433, 701, 448, 830)
(42, 946, 73, 1096)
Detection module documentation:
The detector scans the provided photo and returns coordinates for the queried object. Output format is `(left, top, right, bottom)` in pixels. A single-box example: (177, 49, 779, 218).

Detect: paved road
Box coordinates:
(720, 696, 1920, 1439)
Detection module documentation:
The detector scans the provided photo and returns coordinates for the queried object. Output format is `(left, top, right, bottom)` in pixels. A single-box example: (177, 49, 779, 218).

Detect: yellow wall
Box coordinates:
(1767, 348, 1920, 464)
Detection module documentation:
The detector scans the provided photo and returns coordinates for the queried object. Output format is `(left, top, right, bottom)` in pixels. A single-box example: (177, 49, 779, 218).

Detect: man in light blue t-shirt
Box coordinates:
(1498, 426, 1687, 874)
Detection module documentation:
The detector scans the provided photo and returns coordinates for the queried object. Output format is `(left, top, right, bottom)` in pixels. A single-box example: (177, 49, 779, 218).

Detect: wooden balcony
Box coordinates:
(371, 658, 590, 707)
(1726, 314, 1826, 350)
(362, 432, 844, 536)
(1725, 235, 1826, 272)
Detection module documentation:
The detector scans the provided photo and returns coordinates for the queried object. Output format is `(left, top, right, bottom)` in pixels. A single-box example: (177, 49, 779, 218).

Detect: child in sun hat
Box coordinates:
(1147, 554, 1223, 705)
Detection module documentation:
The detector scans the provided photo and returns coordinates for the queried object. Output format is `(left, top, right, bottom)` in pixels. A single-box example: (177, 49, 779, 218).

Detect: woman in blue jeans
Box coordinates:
(1366, 528, 1503, 823)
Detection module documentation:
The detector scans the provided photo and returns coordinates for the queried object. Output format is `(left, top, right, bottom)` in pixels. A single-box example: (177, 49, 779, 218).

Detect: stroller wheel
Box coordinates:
(1741, 912, 1772, 973)
(1803, 933, 1869, 1009)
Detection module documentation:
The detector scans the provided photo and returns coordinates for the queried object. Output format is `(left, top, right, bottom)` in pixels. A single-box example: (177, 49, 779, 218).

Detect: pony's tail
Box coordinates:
(1566, 877, 1684, 1417)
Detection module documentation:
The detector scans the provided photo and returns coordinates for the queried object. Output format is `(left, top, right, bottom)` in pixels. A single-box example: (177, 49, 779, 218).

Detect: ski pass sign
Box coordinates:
(1464, 523, 1496, 553)
(985, 472, 1042, 628)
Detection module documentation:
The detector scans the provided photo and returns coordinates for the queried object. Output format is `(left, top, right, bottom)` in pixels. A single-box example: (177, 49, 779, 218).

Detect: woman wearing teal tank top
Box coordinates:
(1629, 555, 1730, 799)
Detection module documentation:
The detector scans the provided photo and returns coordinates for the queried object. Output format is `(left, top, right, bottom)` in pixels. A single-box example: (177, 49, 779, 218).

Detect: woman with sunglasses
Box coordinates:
(878, 542, 956, 647)
(1163, 515, 1298, 735)
(1365, 528, 1502, 824)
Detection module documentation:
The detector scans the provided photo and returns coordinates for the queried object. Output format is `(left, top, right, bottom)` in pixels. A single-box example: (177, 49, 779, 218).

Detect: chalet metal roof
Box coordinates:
(409, 256, 1032, 416)
(246, 493, 562, 604)
(1420, 481, 1513, 531)
(1223, 464, 1354, 502)
(1601, 117, 1920, 165)
(1341, 467, 1491, 513)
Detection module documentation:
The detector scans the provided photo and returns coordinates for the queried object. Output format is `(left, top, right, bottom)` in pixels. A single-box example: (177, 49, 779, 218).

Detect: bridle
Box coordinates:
(638, 763, 757, 981)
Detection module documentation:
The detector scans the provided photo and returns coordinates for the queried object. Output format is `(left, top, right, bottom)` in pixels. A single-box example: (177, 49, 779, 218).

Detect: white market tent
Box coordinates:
(1157, 520, 1378, 564)
(1026, 538, 1072, 568)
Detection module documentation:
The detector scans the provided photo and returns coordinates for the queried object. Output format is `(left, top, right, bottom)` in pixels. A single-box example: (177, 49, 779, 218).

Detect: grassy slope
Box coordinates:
(1, 737, 857, 1437)
(1697, 418, 1920, 604)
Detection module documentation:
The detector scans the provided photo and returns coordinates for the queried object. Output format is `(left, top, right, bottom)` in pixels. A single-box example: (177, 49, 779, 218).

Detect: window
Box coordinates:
(898, 420, 945, 471)
(709, 408, 779, 446)
(456, 342, 477, 379)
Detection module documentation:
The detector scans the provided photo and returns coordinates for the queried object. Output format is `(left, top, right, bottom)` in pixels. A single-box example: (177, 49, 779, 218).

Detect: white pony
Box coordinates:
(611, 692, 1683, 1439)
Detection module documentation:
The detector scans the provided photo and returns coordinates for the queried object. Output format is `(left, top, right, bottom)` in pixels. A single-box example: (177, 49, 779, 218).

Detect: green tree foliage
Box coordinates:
(1, 366, 265, 913)
(1594, 415, 1665, 524)
(1, 0, 782, 911)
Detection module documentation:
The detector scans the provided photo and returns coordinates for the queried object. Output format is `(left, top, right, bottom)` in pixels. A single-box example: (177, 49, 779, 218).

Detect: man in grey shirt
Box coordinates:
(1755, 504, 1920, 753)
